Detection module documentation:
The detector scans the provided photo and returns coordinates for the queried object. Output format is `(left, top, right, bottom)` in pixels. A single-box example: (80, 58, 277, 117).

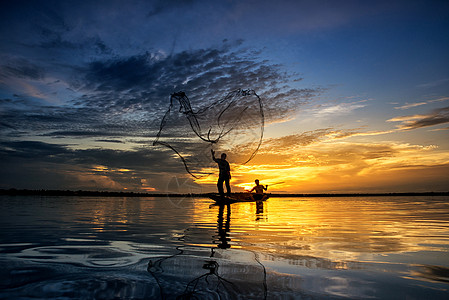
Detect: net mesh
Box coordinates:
(153, 89, 264, 178)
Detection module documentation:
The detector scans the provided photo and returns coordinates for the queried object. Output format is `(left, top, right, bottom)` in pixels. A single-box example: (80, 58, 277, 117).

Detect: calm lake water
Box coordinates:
(0, 195, 448, 299)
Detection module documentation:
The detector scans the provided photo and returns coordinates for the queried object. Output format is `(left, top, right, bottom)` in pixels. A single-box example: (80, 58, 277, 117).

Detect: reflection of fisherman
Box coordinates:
(256, 200, 264, 221)
(249, 179, 268, 200)
(211, 149, 231, 197)
(216, 204, 231, 249)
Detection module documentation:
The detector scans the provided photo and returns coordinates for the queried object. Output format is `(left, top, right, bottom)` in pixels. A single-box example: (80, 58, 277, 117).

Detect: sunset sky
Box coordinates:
(1, 0, 448, 193)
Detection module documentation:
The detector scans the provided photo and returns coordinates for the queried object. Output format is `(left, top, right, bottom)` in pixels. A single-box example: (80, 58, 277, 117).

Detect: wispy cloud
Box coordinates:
(311, 100, 367, 117)
(229, 0, 410, 34)
(394, 102, 428, 110)
(388, 106, 449, 130)
(394, 96, 449, 110)
(417, 77, 449, 88)
(0, 57, 45, 80)
(429, 126, 449, 132)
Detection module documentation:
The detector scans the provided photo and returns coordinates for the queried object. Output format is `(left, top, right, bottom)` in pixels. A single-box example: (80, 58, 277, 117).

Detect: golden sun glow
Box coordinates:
(189, 195, 448, 264)
(194, 136, 449, 193)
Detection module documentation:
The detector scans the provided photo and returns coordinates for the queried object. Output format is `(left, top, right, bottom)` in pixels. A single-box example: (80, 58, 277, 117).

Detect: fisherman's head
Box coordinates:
(221, 153, 227, 159)
(255, 179, 259, 184)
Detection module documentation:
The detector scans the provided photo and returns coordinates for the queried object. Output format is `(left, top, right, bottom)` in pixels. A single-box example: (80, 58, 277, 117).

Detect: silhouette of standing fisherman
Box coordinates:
(211, 149, 231, 197)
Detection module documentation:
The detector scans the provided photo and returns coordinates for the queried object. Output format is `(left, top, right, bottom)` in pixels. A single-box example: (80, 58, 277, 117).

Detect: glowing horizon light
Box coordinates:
(92, 165, 108, 172)
(236, 183, 254, 191)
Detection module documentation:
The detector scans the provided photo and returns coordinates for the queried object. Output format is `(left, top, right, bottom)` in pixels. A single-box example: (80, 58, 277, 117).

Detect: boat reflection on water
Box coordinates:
(147, 202, 269, 299)
(255, 200, 266, 221)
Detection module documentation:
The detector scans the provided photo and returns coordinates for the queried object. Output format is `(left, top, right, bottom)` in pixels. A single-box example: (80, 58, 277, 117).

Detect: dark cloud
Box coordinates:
(95, 139, 125, 144)
(0, 141, 68, 158)
(0, 140, 153, 172)
(0, 58, 45, 80)
(80, 43, 314, 113)
(392, 106, 449, 130)
(405, 106, 449, 129)
(0, 121, 17, 130)
(0, 41, 318, 142)
(0, 139, 189, 191)
(42, 130, 116, 138)
(146, 0, 197, 17)
(85, 54, 158, 92)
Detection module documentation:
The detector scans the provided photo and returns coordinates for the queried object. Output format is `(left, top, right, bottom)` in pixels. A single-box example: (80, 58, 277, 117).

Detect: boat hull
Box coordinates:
(208, 193, 269, 204)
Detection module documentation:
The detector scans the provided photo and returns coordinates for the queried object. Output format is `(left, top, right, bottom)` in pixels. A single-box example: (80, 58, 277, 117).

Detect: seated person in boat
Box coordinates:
(249, 179, 268, 200)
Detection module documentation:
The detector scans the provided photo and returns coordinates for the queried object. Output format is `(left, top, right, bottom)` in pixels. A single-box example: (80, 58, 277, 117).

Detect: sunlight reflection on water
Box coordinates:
(0, 195, 448, 299)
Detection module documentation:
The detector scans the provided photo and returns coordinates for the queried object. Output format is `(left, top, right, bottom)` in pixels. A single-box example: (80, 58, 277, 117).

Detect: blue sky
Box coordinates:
(1, 0, 448, 192)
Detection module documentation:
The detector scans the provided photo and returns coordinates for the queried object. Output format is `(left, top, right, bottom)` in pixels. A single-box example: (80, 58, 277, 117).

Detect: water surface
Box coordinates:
(1, 195, 448, 299)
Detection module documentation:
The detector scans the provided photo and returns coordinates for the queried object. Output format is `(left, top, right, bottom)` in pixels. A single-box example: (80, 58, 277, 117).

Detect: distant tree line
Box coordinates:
(0, 188, 196, 197)
(0, 188, 447, 197)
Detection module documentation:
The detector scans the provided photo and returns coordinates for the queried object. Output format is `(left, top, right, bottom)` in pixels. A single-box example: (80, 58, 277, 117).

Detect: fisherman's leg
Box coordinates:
(225, 178, 231, 195)
(217, 178, 224, 196)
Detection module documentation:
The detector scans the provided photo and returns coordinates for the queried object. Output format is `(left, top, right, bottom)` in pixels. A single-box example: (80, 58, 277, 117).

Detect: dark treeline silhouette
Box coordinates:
(0, 189, 448, 197)
(0, 188, 195, 197)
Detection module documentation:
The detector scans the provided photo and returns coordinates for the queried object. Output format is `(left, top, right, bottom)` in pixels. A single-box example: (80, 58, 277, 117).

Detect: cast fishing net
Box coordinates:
(153, 89, 264, 178)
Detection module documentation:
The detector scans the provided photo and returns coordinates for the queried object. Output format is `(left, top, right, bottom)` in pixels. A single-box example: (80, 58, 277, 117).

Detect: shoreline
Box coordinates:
(1, 189, 448, 197)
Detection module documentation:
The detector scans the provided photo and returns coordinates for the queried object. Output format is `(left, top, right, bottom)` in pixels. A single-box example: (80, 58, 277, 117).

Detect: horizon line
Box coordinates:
(1, 189, 448, 197)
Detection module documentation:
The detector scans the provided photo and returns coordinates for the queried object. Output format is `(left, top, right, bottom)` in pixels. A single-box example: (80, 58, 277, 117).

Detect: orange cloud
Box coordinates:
(394, 102, 428, 110)
(198, 137, 449, 193)
(388, 106, 449, 130)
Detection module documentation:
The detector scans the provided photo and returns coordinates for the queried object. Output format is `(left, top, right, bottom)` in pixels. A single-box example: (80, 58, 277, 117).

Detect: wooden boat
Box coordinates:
(208, 192, 269, 204)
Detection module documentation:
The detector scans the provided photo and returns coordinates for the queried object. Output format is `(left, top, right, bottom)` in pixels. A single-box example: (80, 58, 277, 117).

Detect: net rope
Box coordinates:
(153, 89, 264, 178)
